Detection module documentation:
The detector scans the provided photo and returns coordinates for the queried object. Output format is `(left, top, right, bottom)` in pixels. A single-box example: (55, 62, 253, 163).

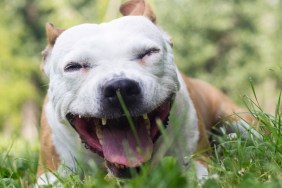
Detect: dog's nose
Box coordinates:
(103, 79, 142, 106)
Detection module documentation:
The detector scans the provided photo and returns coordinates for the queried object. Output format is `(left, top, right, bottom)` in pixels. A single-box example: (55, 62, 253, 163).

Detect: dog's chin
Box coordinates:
(66, 96, 174, 178)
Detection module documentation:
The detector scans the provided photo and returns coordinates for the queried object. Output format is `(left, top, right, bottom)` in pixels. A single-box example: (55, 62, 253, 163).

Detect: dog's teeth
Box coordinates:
(142, 113, 148, 120)
(79, 115, 82, 118)
(102, 118, 107, 126)
(142, 113, 148, 119)
(96, 125, 103, 145)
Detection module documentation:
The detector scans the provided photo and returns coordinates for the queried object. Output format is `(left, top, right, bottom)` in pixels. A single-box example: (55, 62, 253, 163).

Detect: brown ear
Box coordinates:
(120, 0, 156, 23)
(41, 23, 64, 74)
(45, 22, 64, 46)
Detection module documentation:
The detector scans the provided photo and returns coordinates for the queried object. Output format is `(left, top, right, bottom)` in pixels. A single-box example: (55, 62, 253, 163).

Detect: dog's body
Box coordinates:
(37, 0, 257, 185)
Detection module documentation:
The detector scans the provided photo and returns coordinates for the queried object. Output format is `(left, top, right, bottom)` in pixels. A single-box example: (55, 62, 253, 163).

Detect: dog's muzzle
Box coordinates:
(66, 78, 174, 178)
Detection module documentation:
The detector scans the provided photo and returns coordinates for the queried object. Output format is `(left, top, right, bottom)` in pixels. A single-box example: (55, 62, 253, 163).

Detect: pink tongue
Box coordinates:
(102, 119, 153, 167)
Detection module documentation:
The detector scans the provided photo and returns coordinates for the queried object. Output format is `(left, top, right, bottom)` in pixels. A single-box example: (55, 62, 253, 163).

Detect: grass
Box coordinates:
(0, 142, 38, 187)
(0, 93, 281, 188)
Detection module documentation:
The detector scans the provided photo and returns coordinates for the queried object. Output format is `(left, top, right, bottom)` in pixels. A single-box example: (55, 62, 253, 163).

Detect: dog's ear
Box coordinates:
(120, 1, 174, 48)
(45, 22, 64, 46)
(120, 0, 156, 23)
(41, 23, 64, 76)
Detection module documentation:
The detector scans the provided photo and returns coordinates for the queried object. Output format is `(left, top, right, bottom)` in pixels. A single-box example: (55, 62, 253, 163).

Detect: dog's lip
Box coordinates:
(66, 95, 174, 176)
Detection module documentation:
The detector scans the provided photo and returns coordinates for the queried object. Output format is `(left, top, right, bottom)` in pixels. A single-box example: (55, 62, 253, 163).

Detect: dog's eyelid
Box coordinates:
(148, 47, 160, 53)
(137, 47, 160, 59)
(64, 62, 83, 72)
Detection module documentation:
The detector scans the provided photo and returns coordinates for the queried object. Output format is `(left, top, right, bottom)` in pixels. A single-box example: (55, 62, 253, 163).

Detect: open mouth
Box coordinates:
(66, 97, 173, 178)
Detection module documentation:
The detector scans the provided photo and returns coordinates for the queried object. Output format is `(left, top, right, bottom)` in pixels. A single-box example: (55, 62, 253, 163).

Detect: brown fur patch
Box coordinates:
(120, 0, 156, 23)
(37, 97, 61, 177)
(45, 22, 64, 46)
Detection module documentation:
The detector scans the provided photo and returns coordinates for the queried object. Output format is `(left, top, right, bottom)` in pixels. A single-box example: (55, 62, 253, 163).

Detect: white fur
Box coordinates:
(36, 172, 60, 187)
(41, 16, 200, 183)
(151, 71, 199, 166)
(195, 161, 208, 181)
(45, 102, 105, 169)
(46, 16, 179, 119)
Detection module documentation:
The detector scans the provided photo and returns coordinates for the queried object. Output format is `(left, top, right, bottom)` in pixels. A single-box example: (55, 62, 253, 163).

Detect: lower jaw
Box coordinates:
(106, 161, 141, 178)
(67, 97, 174, 177)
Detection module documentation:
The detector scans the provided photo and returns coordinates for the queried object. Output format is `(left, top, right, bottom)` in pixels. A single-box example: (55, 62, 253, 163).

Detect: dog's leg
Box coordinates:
(37, 97, 61, 186)
(182, 76, 261, 182)
(170, 74, 211, 181)
(184, 77, 259, 138)
(36, 172, 59, 187)
(224, 119, 262, 140)
(193, 119, 210, 181)
(195, 160, 208, 181)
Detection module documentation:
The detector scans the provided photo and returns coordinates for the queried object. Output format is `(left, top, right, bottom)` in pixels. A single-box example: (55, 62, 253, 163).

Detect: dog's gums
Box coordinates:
(66, 97, 173, 178)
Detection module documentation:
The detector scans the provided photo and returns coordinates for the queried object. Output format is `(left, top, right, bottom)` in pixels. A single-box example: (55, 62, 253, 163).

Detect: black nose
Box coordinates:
(103, 79, 142, 106)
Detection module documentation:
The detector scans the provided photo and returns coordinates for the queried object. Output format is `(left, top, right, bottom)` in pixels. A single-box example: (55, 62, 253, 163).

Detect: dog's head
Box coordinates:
(42, 0, 179, 178)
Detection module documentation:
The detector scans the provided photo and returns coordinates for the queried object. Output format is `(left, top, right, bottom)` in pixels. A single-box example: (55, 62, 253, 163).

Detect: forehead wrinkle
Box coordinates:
(56, 16, 162, 47)
(52, 16, 166, 65)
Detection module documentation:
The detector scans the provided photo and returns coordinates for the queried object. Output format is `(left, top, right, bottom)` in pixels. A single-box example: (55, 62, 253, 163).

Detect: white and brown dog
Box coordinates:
(37, 0, 258, 185)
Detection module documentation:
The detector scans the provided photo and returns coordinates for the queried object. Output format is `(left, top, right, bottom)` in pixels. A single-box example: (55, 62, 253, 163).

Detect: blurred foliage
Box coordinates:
(0, 0, 281, 131)
(155, 0, 282, 98)
(0, 0, 109, 130)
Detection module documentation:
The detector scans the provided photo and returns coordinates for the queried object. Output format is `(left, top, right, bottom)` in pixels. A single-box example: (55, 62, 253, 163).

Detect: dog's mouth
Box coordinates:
(66, 97, 173, 178)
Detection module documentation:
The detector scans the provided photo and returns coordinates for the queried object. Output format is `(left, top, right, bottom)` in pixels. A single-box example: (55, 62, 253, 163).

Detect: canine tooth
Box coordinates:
(156, 118, 162, 126)
(102, 118, 107, 125)
(79, 115, 82, 118)
(96, 125, 103, 145)
(142, 113, 148, 120)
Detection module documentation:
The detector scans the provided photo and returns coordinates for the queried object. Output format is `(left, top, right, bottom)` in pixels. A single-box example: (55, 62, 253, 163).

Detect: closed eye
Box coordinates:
(64, 62, 90, 72)
(137, 48, 160, 59)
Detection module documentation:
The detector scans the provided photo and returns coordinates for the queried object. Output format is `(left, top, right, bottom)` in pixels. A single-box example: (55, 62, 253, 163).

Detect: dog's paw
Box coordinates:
(195, 161, 208, 182)
(228, 120, 263, 140)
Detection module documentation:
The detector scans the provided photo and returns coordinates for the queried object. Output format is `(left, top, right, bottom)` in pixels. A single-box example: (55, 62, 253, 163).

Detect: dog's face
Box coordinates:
(43, 4, 180, 178)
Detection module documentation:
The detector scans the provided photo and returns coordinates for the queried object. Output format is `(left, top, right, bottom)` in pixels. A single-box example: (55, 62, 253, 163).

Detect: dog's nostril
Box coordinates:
(103, 79, 141, 100)
(104, 85, 117, 98)
(125, 81, 141, 96)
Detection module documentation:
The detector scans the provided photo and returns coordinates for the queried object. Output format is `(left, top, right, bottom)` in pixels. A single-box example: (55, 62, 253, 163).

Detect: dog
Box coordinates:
(37, 0, 258, 185)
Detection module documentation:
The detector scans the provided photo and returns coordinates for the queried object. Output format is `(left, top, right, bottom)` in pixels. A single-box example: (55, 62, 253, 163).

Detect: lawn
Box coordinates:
(0, 94, 281, 188)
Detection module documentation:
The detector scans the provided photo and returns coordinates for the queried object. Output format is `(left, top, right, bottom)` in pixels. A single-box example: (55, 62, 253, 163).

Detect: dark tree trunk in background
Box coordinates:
(21, 101, 38, 142)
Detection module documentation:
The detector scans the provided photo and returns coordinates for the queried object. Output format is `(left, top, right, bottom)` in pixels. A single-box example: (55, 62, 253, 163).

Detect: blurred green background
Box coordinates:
(0, 0, 281, 143)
